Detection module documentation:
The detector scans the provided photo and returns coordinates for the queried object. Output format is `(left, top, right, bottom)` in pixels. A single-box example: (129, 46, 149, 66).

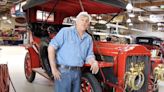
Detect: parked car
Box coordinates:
(93, 23, 144, 44)
(136, 32, 164, 58)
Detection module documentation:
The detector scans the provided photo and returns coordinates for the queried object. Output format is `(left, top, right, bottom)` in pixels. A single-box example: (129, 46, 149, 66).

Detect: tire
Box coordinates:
(24, 53, 36, 82)
(81, 73, 102, 92)
(39, 40, 53, 79)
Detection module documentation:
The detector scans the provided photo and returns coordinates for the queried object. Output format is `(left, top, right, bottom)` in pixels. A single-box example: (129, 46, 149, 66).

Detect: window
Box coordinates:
(36, 10, 54, 22)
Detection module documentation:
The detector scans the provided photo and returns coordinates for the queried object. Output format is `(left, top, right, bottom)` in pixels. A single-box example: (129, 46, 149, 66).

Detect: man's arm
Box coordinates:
(87, 57, 99, 74)
(48, 45, 61, 80)
(48, 27, 66, 80)
(86, 38, 99, 74)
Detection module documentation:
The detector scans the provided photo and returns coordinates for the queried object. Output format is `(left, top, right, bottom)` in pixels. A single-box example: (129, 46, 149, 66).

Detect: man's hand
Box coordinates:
(89, 60, 99, 74)
(48, 46, 61, 80)
(52, 68, 61, 80)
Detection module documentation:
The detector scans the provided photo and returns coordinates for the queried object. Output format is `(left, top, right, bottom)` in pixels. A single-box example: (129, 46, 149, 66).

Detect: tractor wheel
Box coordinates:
(24, 53, 36, 82)
(81, 73, 102, 92)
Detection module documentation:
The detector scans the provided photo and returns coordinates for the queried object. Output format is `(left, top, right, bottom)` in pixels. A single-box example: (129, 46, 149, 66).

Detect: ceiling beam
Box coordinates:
(145, 0, 152, 3)
(134, 1, 164, 8)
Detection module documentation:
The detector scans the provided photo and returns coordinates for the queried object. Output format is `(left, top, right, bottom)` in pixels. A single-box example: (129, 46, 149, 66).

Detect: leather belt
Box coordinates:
(57, 64, 81, 70)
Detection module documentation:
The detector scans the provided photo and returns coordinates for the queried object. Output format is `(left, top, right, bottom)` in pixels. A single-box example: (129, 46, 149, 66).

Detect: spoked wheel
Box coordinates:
(24, 52, 36, 82)
(81, 73, 102, 92)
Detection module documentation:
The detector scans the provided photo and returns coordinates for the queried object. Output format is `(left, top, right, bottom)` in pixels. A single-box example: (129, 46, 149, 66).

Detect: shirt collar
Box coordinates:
(72, 26, 88, 40)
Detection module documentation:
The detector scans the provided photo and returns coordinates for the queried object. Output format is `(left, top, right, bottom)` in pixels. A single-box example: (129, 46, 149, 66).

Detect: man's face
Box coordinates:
(76, 16, 90, 31)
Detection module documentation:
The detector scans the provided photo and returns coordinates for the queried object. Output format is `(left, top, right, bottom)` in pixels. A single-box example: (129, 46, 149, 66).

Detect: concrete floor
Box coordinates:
(0, 46, 53, 92)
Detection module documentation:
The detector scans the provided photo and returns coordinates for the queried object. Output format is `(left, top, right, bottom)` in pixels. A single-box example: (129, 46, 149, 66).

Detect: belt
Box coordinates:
(57, 65, 81, 70)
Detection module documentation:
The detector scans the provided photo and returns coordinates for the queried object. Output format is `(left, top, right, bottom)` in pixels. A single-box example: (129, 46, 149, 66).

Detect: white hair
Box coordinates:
(76, 12, 92, 22)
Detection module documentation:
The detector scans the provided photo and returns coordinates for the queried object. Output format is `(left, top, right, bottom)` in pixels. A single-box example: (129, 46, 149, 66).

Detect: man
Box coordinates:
(48, 12, 99, 92)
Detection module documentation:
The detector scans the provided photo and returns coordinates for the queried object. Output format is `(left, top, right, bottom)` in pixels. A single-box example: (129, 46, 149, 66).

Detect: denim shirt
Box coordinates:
(49, 26, 95, 67)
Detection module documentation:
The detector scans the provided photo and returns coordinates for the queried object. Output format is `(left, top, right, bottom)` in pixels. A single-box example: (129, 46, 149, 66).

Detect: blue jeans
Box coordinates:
(54, 67, 81, 92)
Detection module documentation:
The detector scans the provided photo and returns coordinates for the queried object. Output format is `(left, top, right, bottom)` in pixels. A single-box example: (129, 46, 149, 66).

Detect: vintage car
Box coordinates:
(136, 32, 164, 58)
(92, 23, 144, 44)
(136, 32, 164, 91)
(23, 0, 155, 92)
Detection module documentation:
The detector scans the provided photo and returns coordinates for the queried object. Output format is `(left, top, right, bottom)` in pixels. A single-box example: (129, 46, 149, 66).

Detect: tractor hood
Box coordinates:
(93, 41, 150, 56)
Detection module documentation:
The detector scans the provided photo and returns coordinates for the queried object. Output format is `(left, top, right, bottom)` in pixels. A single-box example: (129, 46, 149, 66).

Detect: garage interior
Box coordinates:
(0, 0, 164, 92)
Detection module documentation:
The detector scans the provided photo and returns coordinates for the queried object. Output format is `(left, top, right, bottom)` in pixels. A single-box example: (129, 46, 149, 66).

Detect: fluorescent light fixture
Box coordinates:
(97, 16, 102, 19)
(21, 1, 27, 6)
(129, 23, 133, 26)
(2, 16, 7, 20)
(128, 13, 135, 17)
(133, 7, 144, 12)
(160, 5, 164, 9)
(7, 20, 12, 24)
(138, 16, 144, 22)
(157, 23, 161, 26)
(126, 2, 133, 11)
(149, 6, 159, 9)
(126, 18, 131, 23)
(90, 26, 94, 29)
(91, 14, 97, 17)
(99, 20, 107, 24)
(11, 14, 16, 17)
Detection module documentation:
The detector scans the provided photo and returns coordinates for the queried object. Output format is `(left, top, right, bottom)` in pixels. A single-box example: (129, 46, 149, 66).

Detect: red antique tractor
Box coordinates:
(23, 0, 155, 92)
